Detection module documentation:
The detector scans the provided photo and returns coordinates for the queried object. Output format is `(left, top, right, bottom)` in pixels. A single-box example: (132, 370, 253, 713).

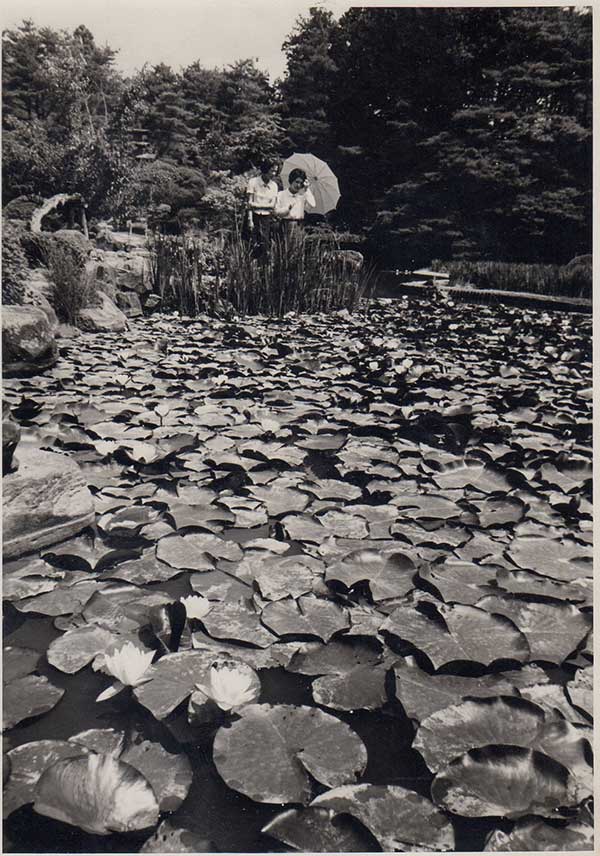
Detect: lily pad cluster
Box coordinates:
(3, 297, 592, 851)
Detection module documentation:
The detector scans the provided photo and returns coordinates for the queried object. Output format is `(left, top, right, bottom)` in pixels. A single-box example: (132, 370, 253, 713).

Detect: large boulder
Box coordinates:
(21, 268, 59, 333)
(77, 291, 128, 332)
(2, 448, 95, 559)
(86, 250, 151, 295)
(115, 290, 143, 317)
(2, 305, 58, 377)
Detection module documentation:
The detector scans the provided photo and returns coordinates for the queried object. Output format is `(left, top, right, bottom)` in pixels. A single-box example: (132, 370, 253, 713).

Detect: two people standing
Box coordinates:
(245, 160, 316, 255)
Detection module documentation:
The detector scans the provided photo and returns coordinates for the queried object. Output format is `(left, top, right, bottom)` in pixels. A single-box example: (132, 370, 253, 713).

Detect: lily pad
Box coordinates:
(140, 820, 215, 853)
(431, 745, 578, 818)
(312, 664, 388, 712)
(392, 658, 518, 721)
(212, 703, 367, 804)
(382, 603, 529, 668)
(33, 753, 160, 834)
(3, 675, 65, 730)
(566, 667, 593, 719)
(288, 637, 384, 676)
(484, 815, 594, 851)
(495, 567, 591, 603)
(133, 650, 222, 719)
(13, 580, 103, 616)
(4, 740, 86, 818)
(3, 646, 41, 683)
(506, 535, 591, 582)
(69, 728, 193, 812)
(418, 561, 498, 604)
(46, 625, 118, 673)
(262, 806, 375, 852)
(261, 595, 350, 641)
(326, 548, 417, 602)
(254, 556, 324, 601)
(202, 601, 278, 647)
(475, 595, 591, 664)
(311, 784, 455, 852)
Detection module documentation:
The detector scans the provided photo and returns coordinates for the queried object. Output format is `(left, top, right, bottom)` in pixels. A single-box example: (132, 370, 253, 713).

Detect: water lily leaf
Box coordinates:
(475, 595, 591, 663)
(471, 496, 526, 528)
(157, 533, 241, 570)
(263, 806, 375, 852)
(254, 555, 324, 601)
(133, 650, 221, 719)
(3, 675, 65, 729)
(484, 815, 594, 851)
(140, 820, 215, 853)
(566, 667, 592, 720)
(4, 740, 86, 818)
(495, 567, 591, 603)
(325, 549, 416, 601)
(42, 536, 139, 572)
(313, 664, 388, 711)
(13, 580, 103, 616)
(33, 753, 160, 834)
(302, 479, 363, 501)
(69, 727, 192, 811)
(432, 459, 515, 492)
(203, 600, 278, 647)
(518, 681, 590, 726)
(166, 502, 234, 532)
(418, 561, 498, 604)
(3, 646, 41, 683)
(382, 603, 529, 668)
(393, 494, 461, 521)
(413, 696, 591, 790)
(46, 625, 118, 673)
(120, 738, 192, 812)
(392, 658, 518, 722)
(99, 554, 184, 584)
(248, 483, 311, 516)
(192, 631, 305, 670)
(506, 535, 591, 582)
(317, 509, 369, 539)
(213, 703, 367, 804)
(311, 784, 455, 852)
(431, 745, 579, 818)
(261, 595, 350, 641)
(288, 637, 384, 675)
(280, 513, 327, 542)
(190, 569, 253, 600)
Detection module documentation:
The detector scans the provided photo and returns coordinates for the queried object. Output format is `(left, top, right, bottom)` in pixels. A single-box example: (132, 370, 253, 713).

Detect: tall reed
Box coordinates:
(223, 230, 376, 316)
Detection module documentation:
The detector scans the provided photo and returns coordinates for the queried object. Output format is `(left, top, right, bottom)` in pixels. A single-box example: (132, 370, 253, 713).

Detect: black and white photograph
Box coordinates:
(1, 0, 594, 853)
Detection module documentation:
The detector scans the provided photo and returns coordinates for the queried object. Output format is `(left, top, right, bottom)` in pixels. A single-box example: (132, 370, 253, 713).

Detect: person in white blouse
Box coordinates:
(245, 160, 279, 257)
(275, 168, 316, 238)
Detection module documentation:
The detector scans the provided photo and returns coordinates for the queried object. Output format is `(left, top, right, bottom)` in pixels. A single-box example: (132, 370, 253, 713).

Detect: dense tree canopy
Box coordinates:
(2, 7, 591, 264)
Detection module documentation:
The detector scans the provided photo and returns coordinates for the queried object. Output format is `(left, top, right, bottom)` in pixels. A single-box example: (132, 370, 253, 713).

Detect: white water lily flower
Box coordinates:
(195, 660, 260, 712)
(103, 642, 154, 688)
(180, 594, 211, 620)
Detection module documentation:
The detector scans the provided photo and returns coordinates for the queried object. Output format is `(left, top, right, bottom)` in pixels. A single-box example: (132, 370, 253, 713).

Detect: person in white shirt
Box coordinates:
(275, 168, 316, 238)
(245, 160, 278, 257)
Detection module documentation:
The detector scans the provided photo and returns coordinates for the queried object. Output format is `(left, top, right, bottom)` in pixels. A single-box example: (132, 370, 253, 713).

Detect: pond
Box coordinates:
(3, 296, 593, 853)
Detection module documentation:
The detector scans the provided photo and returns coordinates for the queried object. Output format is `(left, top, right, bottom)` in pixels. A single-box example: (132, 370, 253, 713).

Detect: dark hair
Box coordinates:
(260, 159, 275, 174)
(289, 168, 307, 184)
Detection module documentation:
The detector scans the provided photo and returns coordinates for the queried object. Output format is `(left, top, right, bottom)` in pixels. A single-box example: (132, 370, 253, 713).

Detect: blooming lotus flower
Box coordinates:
(180, 594, 211, 621)
(96, 643, 154, 703)
(194, 660, 260, 712)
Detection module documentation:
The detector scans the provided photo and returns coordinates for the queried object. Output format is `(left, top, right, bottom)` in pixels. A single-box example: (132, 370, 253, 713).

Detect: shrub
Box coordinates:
(432, 260, 591, 299)
(46, 243, 98, 324)
(2, 218, 29, 304)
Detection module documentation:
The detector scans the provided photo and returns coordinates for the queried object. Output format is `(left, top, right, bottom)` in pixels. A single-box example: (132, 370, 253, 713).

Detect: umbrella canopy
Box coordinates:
(280, 153, 340, 216)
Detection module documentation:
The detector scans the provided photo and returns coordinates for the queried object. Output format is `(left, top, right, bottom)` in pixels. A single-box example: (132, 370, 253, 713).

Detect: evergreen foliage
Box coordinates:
(1, 8, 592, 265)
